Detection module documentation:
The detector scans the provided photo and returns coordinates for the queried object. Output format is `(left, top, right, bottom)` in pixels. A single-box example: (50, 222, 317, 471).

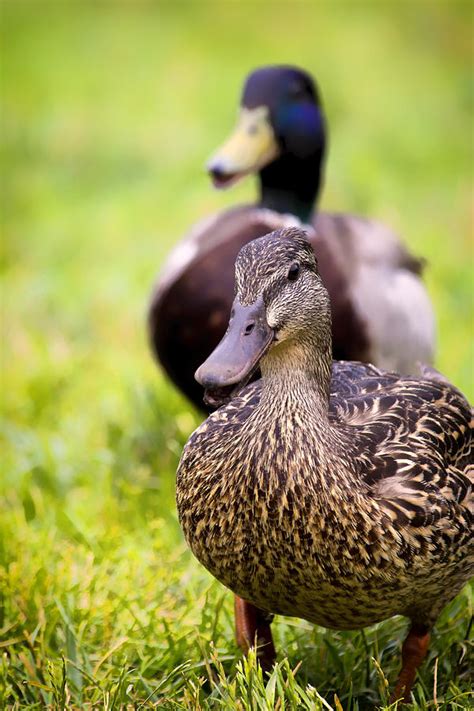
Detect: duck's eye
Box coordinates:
(287, 262, 300, 281)
(288, 81, 304, 99)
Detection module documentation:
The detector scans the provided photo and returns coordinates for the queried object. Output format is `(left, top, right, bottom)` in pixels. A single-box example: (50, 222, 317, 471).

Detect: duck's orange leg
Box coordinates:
(234, 595, 276, 671)
(390, 624, 430, 704)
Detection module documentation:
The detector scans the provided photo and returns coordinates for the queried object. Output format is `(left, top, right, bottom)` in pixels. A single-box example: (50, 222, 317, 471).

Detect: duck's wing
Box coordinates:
(330, 360, 397, 398)
(330, 361, 473, 533)
(314, 212, 424, 275)
(313, 213, 435, 375)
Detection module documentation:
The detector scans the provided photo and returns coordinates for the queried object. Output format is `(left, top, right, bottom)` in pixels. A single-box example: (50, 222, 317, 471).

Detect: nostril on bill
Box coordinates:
(244, 322, 255, 336)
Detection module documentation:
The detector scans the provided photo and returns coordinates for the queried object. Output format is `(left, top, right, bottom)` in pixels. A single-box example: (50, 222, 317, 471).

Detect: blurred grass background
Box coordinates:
(1, 1, 473, 708)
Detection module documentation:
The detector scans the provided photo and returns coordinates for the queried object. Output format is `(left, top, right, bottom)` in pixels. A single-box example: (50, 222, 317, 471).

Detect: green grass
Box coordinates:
(1, 1, 473, 708)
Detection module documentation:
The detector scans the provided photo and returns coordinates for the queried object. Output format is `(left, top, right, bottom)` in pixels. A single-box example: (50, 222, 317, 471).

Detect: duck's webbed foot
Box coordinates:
(234, 595, 276, 672)
(390, 623, 430, 704)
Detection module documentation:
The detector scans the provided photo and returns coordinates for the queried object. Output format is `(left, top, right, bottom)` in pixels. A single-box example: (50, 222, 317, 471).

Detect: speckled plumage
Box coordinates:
(176, 228, 473, 640)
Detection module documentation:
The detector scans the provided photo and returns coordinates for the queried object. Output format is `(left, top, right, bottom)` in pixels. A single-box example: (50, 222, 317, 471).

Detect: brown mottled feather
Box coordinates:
(176, 229, 472, 635)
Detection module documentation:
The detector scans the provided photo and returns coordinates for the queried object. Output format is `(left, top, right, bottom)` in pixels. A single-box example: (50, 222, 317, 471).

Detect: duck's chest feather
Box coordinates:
(176, 407, 436, 629)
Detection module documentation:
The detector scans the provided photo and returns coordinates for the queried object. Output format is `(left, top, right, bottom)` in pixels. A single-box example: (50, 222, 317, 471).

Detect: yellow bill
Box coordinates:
(207, 106, 280, 189)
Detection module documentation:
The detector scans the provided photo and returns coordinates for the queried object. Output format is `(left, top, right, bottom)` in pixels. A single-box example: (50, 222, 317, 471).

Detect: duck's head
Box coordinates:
(195, 227, 331, 407)
(207, 66, 326, 202)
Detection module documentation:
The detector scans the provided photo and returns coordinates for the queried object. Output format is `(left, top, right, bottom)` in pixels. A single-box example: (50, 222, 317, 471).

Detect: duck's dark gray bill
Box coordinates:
(195, 296, 273, 402)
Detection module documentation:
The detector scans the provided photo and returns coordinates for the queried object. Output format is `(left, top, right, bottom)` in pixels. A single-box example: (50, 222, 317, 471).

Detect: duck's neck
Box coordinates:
(259, 335, 332, 420)
(258, 151, 324, 223)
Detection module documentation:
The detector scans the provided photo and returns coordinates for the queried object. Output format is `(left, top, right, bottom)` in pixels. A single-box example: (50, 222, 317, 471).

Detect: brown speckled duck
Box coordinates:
(176, 228, 473, 704)
(149, 65, 435, 411)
